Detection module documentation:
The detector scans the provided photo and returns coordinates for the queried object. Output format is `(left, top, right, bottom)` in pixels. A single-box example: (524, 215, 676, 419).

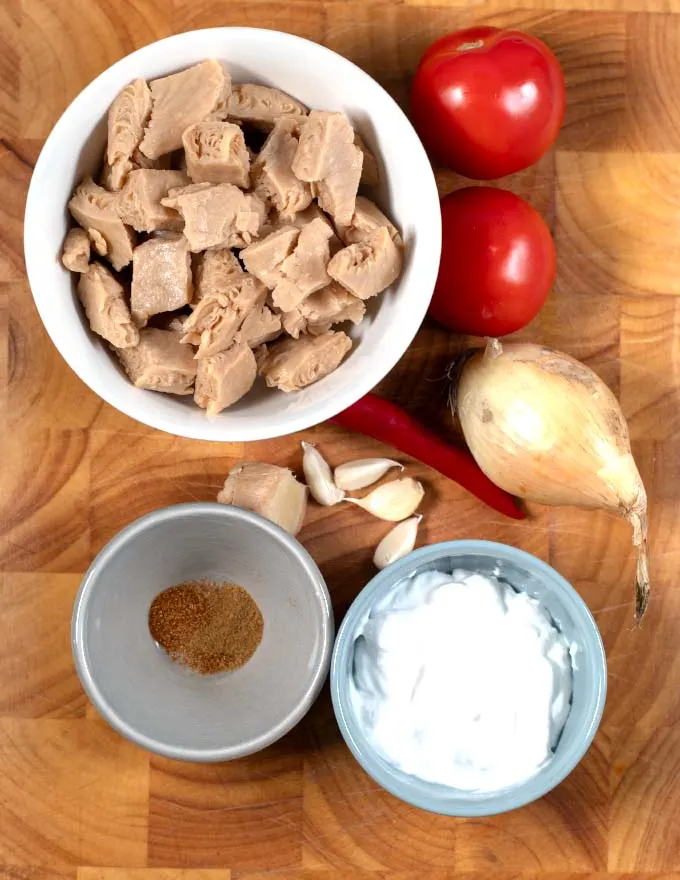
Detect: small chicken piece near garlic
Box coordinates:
(334, 457, 403, 491)
(217, 461, 308, 535)
(373, 515, 422, 570)
(346, 477, 424, 522)
(301, 442, 345, 506)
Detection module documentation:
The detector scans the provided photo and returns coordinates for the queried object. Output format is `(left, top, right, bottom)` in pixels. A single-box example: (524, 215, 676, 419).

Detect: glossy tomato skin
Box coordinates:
(411, 27, 566, 179)
(430, 187, 556, 337)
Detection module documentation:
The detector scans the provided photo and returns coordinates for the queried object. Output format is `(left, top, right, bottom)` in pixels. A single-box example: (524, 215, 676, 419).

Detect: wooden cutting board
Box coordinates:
(1, 0, 679, 876)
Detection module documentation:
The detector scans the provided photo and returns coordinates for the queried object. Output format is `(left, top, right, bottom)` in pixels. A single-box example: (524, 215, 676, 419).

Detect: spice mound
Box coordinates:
(148, 581, 263, 675)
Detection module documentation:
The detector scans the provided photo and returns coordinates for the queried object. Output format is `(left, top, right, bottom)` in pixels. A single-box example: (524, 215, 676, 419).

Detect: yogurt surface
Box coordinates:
(350, 569, 574, 792)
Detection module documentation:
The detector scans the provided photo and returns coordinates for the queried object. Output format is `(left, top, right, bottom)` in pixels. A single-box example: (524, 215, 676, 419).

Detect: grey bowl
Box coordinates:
(331, 540, 607, 816)
(73, 503, 333, 761)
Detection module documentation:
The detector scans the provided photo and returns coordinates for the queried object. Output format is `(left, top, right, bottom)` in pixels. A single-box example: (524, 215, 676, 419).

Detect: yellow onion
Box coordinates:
(457, 339, 649, 622)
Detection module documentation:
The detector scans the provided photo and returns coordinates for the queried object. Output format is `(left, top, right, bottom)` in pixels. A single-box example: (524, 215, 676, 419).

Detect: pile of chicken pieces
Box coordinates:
(61, 60, 404, 416)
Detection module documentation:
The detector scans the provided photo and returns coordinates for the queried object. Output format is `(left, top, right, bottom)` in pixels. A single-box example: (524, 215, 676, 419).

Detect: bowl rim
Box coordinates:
(330, 539, 607, 816)
(24, 27, 442, 442)
(72, 501, 334, 761)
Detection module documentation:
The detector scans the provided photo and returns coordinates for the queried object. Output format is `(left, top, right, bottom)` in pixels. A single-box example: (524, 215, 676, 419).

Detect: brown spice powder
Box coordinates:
(148, 581, 264, 674)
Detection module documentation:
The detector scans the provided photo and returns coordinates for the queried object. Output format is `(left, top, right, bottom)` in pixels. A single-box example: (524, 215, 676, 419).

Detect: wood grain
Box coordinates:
(148, 746, 303, 870)
(0, 574, 85, 718)
(1, 430, 90, 572)
(1, 0, 680, 875)
(0, 142, 32, 282)
(7, 282, 102, 432)
(555, 151, 680, 297)
(19, 0, 172, 139)
(0, 718, 149, 867)
(79, 872, 231, 880)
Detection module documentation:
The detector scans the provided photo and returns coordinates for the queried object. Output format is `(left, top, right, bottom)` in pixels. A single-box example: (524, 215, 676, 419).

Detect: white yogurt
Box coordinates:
(350, 569, 574, 792)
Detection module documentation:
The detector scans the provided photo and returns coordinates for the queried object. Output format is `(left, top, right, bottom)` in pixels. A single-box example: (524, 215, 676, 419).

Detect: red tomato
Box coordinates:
(430, 187, 556, 337)
(411, 27, 565, 179)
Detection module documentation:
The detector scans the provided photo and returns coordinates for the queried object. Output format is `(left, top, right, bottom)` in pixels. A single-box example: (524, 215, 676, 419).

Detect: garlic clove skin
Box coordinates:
(373, 516, 422, 569)
(334, 457, 403, 491)
(301, 441, 345, 506)
(345, 477, 424, 521)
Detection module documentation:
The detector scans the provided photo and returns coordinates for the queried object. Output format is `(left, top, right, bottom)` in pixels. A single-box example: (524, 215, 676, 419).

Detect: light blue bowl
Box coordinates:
(331, 540, 607, 817)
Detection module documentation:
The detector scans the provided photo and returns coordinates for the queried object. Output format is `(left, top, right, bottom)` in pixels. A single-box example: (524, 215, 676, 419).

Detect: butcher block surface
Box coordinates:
(2, 0, 680, 876)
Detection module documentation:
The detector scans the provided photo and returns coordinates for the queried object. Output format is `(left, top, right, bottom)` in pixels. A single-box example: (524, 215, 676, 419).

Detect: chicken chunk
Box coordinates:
(115, 328, 197, 394)
(182, 121, 250, 187)
(194, 247, 244, 302)
(77, 263, 139, 349)
(253, 344, 269, 373)
(354, 133, 379, 186)
(133, 149, 172, 170)
(240, 226, 298, 288)
(328, 227, 402, 299)
(292, 111, 362, 225)
(259, 202, 333, 239)
(99, 160, 118, 192)
(194, 342, 257, 415)
(100, 150, 171, 192)
(235, 305, 282, 347)
(140, 61, 232, 160)
(312, 168, 362, 229)
(228, 83, 308, 127)
(117, 169, 188, 232)
(283, 202, 332, 231)
(68, 178, 136, 271)
(61, 227, 90, 273)
(131, 234, 192, 326)
(281, 282, 365, 338)
(242, 220, 332, 310)
(106, 78, 153, 190)
(259, 330, 352, 392)
(336, 196, 402, 247)
(270, 218, 333, 311)
(279, 311, 304, 340)
(161, 183, 266, 251)
(292, 111, 348, 180)
(181, 273, 267, 358)
(88, 229, 108, 257)
(251, 117, 312, 219)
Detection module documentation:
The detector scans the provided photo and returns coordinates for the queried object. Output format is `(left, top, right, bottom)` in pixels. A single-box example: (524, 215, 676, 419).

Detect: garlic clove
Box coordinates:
(217, 461, 308, 535)
(301, 441, 345, 506)
(346, 477, 424, 521)
(373, 516, 422, 569)
(334, 457, 403, 491)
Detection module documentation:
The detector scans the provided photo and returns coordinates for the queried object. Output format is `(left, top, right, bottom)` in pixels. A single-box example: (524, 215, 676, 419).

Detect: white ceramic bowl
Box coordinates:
(24, 28, 441, 441)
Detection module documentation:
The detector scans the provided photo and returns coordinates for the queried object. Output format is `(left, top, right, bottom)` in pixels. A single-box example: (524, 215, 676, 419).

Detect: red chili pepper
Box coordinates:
(332, 393, 525, 520)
